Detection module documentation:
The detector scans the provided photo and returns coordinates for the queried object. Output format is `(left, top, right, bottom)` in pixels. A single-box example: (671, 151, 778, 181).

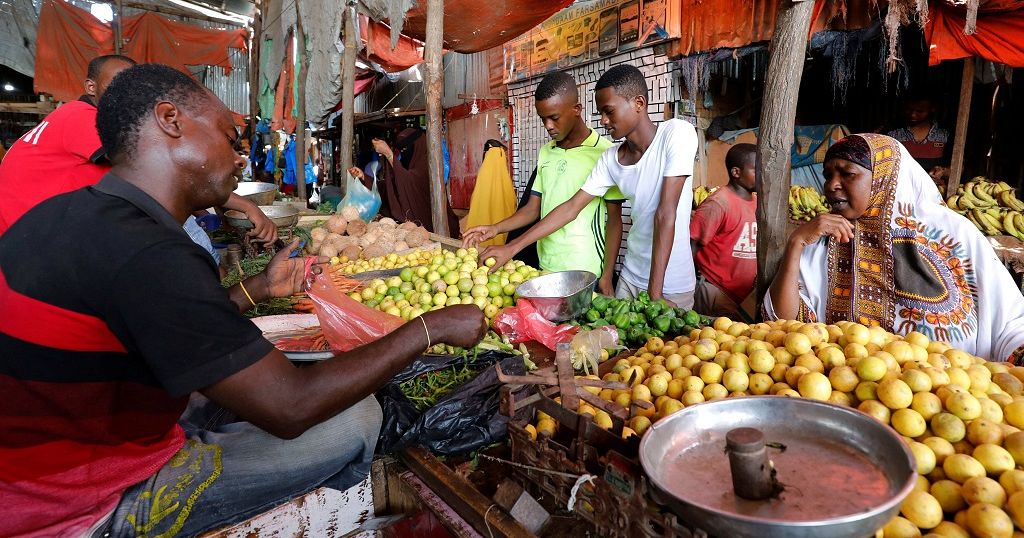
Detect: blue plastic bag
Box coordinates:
(339, 172, 381, 221)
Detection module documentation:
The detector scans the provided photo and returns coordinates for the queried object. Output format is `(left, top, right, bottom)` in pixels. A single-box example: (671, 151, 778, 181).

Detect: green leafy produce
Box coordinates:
(221, 253, 295, 318)
(399, 357, 479, 411)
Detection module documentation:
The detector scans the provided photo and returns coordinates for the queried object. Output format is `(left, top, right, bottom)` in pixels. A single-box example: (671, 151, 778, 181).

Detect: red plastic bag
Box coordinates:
(305, 263, 404, 351)
(493, 299, 578, 351)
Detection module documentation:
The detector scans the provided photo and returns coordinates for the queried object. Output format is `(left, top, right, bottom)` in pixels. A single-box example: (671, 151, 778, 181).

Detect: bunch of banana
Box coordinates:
(946, 178, 1023, 213)
(693, 185, 718, 208)
(947, 177, 1024, 239)
(789, 186, 830, 221)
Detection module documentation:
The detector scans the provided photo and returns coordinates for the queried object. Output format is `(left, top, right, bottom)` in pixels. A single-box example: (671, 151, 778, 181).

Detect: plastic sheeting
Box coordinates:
(0, 0, 36, 77)
(34, 0, 246, 104)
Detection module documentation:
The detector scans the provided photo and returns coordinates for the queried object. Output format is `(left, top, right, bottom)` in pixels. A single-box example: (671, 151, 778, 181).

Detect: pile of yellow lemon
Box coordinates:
(526, 317, 1024, 537)
(332, 248, 438, 273)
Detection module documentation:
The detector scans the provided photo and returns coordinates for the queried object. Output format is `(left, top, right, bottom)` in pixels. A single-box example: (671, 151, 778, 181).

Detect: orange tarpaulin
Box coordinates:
(675, 0, 783, 57)
(361, 16, 426, 73)
(270, 30, 296, 134)
(122, 12, 247, 75)
(926, 2, 1024, 67)
(34, 0, 247, 103)
(35, 0, 113, 103)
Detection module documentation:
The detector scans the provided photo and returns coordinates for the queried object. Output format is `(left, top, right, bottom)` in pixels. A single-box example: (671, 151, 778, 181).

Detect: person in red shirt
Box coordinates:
(0, 55, 276, 244)
(690, 143, 758, 319)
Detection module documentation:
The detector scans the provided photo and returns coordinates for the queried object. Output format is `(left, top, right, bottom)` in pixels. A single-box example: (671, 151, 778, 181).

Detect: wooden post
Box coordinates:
(755, 0, 816, 301)
(947, 58, 975, 195)
(247, 0, 263, 138)
(424, 0, 449, 236)
(294, 0, 308, 200)
(114, 0, 123, 54)
(339, 1, 358, 187)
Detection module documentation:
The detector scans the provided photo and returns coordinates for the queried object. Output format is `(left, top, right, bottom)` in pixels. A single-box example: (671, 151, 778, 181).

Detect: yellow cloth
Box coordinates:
(465, 147, 517, 247)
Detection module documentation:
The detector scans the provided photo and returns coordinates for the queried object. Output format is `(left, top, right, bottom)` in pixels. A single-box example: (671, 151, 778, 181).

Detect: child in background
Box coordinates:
(690, 143, 758, 318)
(887, 93, 951, 188)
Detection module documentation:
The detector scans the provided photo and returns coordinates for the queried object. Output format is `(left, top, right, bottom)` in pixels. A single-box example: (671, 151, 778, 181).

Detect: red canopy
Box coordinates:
(926, 2, 1024, 67)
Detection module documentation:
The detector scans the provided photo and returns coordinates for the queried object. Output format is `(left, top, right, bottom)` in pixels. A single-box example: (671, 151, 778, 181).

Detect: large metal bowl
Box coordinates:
(233, 182, 278, 206)
(639, 396, 916, 538)
(223, 205, 299, 229)
(514, 270, 596, 322)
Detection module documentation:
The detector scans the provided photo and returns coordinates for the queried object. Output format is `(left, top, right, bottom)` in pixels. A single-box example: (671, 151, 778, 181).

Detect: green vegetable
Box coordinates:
(627, 326, 646, 344)
(585, 308, 601, 323)
(592, 318, 609, 327)
(644, 303, 663, 321)
(637, 291, 652, 306)
(591, 295, 612, 313)
(653, 315, 672, 333)
(611, 312, 632, 329)
(670, 317, 685, 333)
(628, 312, 645, 327)
(683, 309, 701, 327)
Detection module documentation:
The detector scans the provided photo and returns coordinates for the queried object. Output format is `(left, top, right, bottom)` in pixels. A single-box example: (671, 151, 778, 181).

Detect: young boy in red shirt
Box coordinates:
(690, 143, 758, 318)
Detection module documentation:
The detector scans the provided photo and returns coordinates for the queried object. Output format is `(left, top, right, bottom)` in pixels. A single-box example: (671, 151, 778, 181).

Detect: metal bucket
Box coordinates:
(639, 396, 916, 538)
(514, 270, 597, 322)
(223, 205, 299, 229)
(233, 182, 278, 206)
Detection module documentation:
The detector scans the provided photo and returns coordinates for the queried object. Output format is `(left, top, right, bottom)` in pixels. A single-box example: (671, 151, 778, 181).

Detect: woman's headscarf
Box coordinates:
(765, 134, 1024, 361)
(376, 127, 458, 234)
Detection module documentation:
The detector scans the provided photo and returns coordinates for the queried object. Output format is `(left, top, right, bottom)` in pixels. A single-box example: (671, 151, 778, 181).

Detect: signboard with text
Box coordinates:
(502, 0, 680, 83)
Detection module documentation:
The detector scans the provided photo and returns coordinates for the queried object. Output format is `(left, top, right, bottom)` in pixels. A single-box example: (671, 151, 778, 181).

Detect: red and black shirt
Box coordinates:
(0, 96, 111, 235)
(0, 174, 272, 537)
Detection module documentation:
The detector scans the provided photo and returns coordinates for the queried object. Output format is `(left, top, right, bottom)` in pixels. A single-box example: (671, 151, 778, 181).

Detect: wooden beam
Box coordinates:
(424, 0, 449, 236)
(947, 58, 975, 195)
(755, 0, 816, 302)
(340, 1, 358, 187)
(247, 0, 263, 135)
(119, 1, 235, 24)
(114, 0, 124, 54)
(399, 447, 534, 538)
(294, 0, 308, 200)
(0, 102, 56, 114)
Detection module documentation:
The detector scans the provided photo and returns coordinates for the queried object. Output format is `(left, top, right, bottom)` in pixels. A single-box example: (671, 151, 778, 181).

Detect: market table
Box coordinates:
(989, 235, 1024, 292)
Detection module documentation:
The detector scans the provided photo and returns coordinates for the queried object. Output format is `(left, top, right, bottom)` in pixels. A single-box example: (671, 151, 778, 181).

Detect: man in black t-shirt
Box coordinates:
(0, 64, 487, 537)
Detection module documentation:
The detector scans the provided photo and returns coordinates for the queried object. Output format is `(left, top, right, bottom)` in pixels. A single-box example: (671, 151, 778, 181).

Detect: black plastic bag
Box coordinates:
(375, 352, 525, 455)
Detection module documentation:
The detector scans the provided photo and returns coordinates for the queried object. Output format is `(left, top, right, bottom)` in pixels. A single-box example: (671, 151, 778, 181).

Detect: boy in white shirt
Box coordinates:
(481, 64, 699, 308)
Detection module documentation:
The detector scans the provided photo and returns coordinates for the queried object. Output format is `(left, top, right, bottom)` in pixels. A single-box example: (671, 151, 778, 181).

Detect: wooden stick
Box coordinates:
(947, 58, 975, 195)
(423, 0, 449, 236)
(339, 1, 358, 186)
(294, 0, 308, 200)
(400, 447, 534, 538)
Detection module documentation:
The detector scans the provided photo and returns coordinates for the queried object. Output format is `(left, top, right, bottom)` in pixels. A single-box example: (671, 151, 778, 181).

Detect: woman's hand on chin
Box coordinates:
(788, 214, 855, 250)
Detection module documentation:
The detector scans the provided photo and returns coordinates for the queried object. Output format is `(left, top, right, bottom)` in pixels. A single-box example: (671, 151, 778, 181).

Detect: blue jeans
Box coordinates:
(100, 394, 382, 537)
